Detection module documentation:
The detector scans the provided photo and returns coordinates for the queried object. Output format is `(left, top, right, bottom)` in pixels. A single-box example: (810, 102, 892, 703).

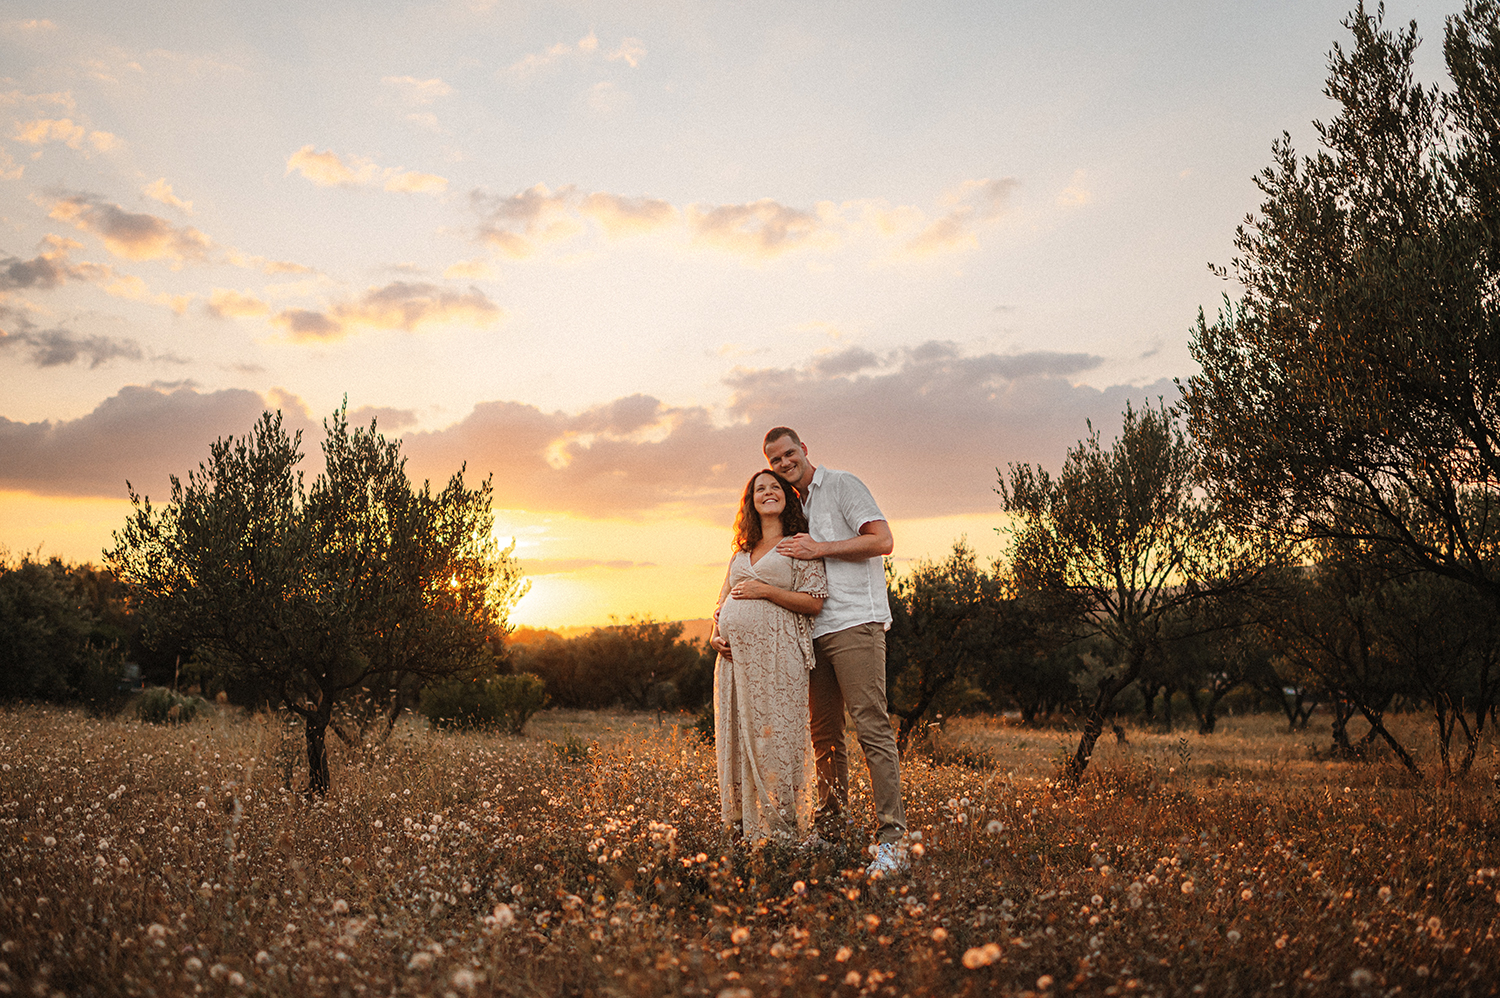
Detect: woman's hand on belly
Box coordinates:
(729, 579, 775, 600)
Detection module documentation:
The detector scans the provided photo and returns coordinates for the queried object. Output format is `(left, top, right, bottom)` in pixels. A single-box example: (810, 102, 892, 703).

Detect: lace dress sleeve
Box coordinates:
(792, 557, 828, 599)
(790, 557, 827, 671)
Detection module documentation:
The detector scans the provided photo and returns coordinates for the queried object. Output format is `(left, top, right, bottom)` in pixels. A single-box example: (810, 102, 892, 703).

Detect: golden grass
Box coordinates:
(1, 704, 1497, 997)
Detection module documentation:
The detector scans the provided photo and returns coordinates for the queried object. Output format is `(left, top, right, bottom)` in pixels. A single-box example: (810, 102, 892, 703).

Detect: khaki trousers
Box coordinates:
(809, 622, 906, 844)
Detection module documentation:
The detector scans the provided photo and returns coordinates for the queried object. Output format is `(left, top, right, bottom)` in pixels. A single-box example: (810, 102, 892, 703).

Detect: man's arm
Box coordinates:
(776, 519, 892, 561)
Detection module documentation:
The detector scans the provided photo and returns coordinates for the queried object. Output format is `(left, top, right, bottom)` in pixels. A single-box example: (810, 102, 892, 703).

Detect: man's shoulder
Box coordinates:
(817, 466, 865, 488)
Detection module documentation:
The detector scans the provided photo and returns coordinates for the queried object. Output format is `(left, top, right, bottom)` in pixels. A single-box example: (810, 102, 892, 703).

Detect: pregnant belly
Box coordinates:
(719, 596, 773, 645)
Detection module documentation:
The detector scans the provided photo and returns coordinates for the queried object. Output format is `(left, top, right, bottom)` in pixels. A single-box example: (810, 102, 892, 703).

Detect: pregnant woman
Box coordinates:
(709, 469, 828, 844)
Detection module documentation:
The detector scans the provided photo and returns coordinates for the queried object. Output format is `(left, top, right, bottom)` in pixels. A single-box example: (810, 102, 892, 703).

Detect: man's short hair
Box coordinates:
(763, 426, 802, 448)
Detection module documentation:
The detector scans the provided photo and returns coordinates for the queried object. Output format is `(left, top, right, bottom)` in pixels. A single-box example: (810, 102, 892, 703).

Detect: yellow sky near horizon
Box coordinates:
(0, 489, 1009, 628)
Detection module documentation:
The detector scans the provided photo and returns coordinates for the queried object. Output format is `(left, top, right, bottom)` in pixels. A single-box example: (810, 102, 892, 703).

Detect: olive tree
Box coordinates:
(1184, 2, 1500, 609)
(108, 407, 525, 794)
(999, 400, 1258, 785)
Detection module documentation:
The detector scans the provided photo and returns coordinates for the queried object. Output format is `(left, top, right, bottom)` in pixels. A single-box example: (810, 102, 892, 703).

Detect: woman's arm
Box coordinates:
(709, 560, 735, 656)
(728, 577, 825, 616)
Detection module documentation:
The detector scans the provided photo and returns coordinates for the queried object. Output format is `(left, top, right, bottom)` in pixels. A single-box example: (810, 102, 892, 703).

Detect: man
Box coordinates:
(764, 425, 907, 876)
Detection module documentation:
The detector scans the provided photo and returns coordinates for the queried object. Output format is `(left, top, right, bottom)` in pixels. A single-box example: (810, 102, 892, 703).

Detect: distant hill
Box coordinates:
(510, 618, 714, 646)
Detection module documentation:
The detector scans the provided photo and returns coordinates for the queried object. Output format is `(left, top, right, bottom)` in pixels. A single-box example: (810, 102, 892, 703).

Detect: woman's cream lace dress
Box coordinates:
(714, 551, 827, 843)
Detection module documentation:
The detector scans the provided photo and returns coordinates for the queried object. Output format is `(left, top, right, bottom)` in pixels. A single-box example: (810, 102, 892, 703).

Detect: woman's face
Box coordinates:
(751, 473, 786, 517)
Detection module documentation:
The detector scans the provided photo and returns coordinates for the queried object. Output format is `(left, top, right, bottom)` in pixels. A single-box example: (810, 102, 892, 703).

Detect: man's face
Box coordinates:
(764, 434, 811, 491)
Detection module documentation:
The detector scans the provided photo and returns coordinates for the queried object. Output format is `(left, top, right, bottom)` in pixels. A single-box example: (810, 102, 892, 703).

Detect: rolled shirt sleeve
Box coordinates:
(803, 466, 892, 638)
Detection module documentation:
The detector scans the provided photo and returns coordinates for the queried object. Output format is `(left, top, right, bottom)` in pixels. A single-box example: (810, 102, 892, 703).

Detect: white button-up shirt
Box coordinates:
(802, 465, 892, 638)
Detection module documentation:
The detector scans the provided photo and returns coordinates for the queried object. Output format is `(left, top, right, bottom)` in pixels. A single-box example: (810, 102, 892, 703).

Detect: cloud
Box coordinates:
(1057, 169, 1091, 207)
(0, 385, 303, 499)
(1, 348, 1175, 522)
(223, 250, 315, 275)
(12, 118, 117, 153)
(381, 75, 453, 105)
(579, 192, 676, 238)
(142, 178, 192, 213)
(399, 345, 1168, 521)
(464, 180, 1022, 264)
(286, 145, 449, 195)
(688, 199, 835, 259)
(506, 32, 612, 77)
(205, 288, 270, 319)
(347, 405, 418, 433)
(384, 170, 448, 194)
(273, 281, 502, 342)
(0, 148, 21, 181)
(0, 236, 109, 290)
(904, 177, 1018, 257)
(0, 322, 143, 368)
(0, 237, 194, 313)
(0, 89, 74, 111)
(285, 146, 378, 187)
(608, 38, 646, 68)
(443, 258, 496, 280)
(812, 346, 880, 378)
(45, 193, 213, 263)
(273, 308, 341, 340)
(472, 184, 581, 258)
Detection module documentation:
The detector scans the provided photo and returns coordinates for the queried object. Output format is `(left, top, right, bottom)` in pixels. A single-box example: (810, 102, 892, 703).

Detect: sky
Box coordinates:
(0, 0, 1458, 627)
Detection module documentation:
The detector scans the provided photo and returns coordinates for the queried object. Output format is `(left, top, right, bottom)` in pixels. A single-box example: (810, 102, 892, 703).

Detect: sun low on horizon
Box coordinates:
(0, 0, 1458, 628)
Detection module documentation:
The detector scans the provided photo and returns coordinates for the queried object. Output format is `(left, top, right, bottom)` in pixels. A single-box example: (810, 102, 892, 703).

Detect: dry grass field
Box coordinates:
(1, 704, 1498, 997)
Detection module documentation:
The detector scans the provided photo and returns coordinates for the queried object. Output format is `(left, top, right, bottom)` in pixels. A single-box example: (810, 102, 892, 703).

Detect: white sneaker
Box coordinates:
(864, 842, 909, 878)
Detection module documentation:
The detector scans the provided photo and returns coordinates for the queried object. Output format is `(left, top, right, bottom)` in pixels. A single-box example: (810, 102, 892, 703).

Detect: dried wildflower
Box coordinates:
(961, 943, 1001, 969)
(1037, 975, 1055, 990)
(407, 951, 434, 970)
(835, 946, 853, 962)
(731, 926, 750, 945)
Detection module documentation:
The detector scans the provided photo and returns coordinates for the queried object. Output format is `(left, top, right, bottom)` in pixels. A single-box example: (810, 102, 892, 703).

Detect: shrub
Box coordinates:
(692, 700, 715, 744)
(420, 673, 548, 734)
(135, 686, 208, 724)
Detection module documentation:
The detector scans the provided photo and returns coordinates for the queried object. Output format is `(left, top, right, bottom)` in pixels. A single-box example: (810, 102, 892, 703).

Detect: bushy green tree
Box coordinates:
(0, 555, 126, 708)
(1184, 2, 1500, 609)
(420, 673, 548, 734)
(1000, 400, 1259, 785)
(511, 617, 712, 711)
(108, 407, 526, 794)
(885, 541, 992, 750)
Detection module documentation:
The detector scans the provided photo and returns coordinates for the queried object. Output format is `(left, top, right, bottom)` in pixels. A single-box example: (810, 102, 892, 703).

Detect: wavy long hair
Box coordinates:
(732, 469, 809, 553)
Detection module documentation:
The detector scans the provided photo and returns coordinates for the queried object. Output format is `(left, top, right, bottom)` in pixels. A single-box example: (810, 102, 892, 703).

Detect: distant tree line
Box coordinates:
(510, 618, 715, 713)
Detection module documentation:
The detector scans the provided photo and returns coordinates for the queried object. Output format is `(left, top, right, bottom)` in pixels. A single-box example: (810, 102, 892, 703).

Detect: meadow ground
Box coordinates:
(1, 705, 1498, 997)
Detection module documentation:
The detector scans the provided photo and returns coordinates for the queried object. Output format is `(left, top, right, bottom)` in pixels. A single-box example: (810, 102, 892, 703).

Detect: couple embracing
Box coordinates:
(708, 427, 908, 877)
